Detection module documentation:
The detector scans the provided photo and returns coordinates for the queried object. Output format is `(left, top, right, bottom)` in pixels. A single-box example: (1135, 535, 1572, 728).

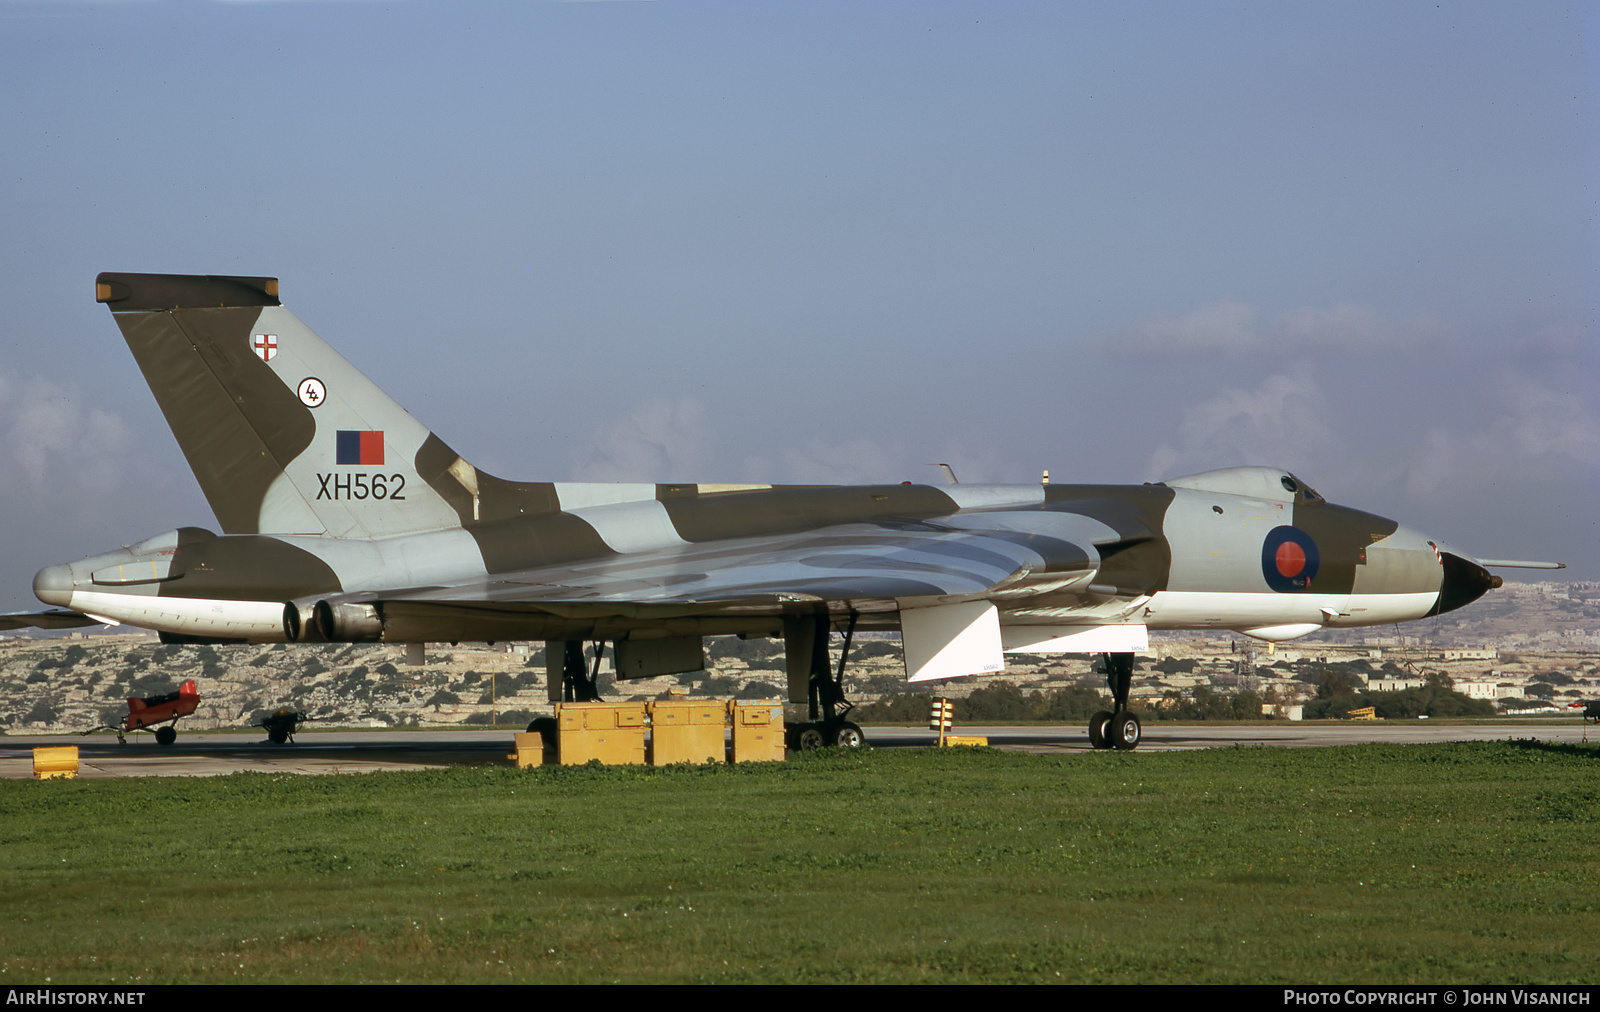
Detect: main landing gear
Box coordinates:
(1088, 652, 1141, 750)
(784, 612, 867, 751)
(523, 640, 608, 761)
(559, 640, 605, 703)
(788, 719, 865, 750)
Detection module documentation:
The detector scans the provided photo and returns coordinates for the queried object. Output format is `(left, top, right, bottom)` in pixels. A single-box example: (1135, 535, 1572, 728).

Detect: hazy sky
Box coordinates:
(2, 1, 1595, 619)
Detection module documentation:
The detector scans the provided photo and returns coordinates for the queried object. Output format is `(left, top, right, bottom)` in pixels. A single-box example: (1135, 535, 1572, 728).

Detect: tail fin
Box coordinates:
(96, 273, 536, 537)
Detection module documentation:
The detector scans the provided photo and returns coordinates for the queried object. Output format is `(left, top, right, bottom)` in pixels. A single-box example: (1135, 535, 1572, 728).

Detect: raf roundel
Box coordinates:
(1261, 525, 1320, 592)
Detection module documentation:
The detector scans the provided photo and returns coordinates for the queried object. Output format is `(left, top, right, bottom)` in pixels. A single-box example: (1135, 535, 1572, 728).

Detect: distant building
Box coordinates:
(1367, 677, 1426, 692)
(1442, 647, 1497, 661)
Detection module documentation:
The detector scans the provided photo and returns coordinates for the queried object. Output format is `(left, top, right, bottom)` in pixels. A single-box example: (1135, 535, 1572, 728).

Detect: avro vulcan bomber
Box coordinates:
(5, 274, 1561, 749)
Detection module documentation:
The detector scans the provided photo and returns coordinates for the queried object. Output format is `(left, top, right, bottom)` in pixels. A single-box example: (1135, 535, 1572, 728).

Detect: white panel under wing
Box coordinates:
(1001, 624, 1148, 654)
(902, 601, 1006, 682)
(570, 500, 690, 554)
(943, 484, 1045, 510)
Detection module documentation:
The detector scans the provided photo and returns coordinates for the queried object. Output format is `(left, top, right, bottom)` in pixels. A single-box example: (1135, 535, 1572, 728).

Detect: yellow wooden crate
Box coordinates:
(728, 700, 786, 763)
(557, 702, 648, 765)
(648, 700, 726, 765)
(507, 731, 545, 769)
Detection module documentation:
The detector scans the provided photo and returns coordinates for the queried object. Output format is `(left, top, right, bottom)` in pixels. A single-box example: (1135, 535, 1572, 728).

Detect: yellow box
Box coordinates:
(944, 736, 988, 747)
(33, 745, 79, 780)
(557, 702, 648, 765)
(507, 731, 545, 768)
(648, 701, 726, 765)
(728, 700, 786, 763)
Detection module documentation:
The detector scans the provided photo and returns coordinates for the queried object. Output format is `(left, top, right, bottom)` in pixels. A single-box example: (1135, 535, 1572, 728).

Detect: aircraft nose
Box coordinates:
(1429, 552, 1500, 616)
(33, 564, 75, 607)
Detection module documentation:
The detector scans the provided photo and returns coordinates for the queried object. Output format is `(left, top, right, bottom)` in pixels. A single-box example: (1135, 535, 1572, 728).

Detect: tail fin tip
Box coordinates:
(96, 272, 280, 312)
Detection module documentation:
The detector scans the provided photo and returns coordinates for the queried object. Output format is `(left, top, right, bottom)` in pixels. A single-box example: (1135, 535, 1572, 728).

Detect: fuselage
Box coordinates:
(32, 467, 1496, 647)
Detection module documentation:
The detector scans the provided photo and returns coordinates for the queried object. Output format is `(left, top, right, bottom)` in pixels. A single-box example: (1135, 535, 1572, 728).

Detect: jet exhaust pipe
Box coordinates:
(313, 600, 384, 642)
(282, 601, 329, 643)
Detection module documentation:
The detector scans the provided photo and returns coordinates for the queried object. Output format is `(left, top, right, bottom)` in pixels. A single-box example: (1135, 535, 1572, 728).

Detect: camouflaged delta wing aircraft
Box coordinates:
(4, 273, 1565, 750)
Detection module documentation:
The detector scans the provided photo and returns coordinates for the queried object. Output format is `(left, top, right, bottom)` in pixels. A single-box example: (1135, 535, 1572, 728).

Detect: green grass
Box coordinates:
(2, 741, 1598, 984)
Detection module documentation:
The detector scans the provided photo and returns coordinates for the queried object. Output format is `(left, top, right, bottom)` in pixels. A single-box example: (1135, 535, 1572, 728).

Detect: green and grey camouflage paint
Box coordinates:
(17, 273, 1516, 685)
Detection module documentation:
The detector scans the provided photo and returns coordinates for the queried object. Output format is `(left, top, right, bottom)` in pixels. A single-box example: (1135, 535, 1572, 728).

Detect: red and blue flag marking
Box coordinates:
(336, 430, 384, 466)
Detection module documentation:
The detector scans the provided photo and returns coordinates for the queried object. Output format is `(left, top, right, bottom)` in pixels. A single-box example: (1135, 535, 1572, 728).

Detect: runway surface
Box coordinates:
(2, 718, 1592, 779)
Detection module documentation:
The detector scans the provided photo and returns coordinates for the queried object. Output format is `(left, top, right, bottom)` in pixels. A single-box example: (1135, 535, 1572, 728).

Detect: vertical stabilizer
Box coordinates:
(96, 273, 469, 538)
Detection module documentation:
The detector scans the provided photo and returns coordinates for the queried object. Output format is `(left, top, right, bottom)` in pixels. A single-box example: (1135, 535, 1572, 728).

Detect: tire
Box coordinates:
(795, 725, 826, 751)
(528, 717, 558, 754)
(1110, 711, 1141, 750)
(1088, 710, 1113, 750)
(267, 728, 289, 744)
(831, 721, 865, 748)
(154, 726, 177, 746)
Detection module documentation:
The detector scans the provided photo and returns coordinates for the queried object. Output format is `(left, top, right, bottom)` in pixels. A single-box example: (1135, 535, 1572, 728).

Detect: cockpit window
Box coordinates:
(1284, 473, 1324, 502)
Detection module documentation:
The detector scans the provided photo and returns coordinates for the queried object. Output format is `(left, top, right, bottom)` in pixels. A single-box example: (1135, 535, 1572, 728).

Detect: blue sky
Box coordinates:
(1, 0, 1595, 616)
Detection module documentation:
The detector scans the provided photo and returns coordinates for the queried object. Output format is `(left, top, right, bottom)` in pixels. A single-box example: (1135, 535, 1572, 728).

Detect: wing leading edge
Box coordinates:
(0, 610, 100, 632)
(291, 504, 1158, 680)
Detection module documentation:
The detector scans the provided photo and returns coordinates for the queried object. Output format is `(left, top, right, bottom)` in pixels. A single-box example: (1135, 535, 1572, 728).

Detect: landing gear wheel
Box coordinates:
(154, 726, 177, 746)
(267, 727, 289, 744)
(528, 717, 558, 761)
(1109, 711, 1141, 750)
(1088, 710, 1113, 750)
(831, 721, 865, 748)
(794, 725, 826, 751)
